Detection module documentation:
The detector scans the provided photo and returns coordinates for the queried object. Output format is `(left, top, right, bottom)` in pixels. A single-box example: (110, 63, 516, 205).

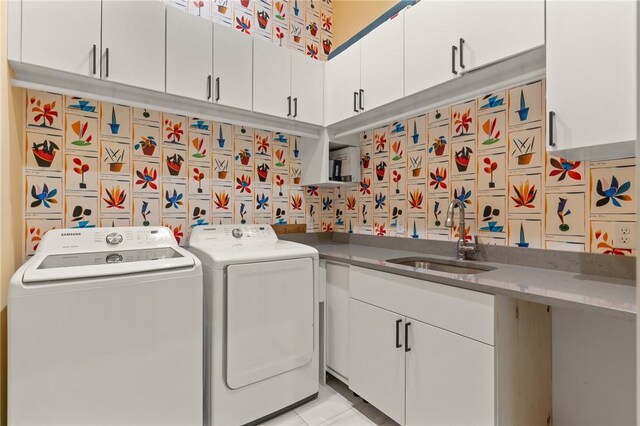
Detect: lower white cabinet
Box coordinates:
(349, 297, 494, 426)
(405, 319, 494, 426)
(348, 266, 496, 425)
(325, 262, 349, 380)
(349, 299, 406, 424)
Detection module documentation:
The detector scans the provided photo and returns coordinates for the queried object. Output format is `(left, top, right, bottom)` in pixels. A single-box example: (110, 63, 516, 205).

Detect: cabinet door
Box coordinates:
(456, 1, 544, 73)
(291, 54, 324, 126)
(349, 299, 405, 424)
(547, 0, 636, 157)
(406, 319, 494, 426)
(213, 24, 253, 111)
(102, 0, 165, 92)
(326, 262, 349, 380)
(360, 11, 404, 112)
(404, 0, 457, 96)
(324, 42, 361, 125)
(253, 37, 291, 119)
(166, 7, 213, 101)
(21, 0, 101, 78)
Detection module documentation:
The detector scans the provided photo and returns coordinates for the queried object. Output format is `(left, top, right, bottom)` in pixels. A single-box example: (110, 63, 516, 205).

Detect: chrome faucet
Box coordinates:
(444, 199, 478, 260)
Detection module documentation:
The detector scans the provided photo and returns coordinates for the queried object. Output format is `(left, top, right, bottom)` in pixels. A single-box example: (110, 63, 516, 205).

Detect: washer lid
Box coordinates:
(22, 247, 195, 284)
(21, 227, 195, 284)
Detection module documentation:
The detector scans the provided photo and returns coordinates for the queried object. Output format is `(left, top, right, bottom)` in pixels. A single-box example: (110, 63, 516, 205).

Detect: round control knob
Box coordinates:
(106, 232, 123, 245)
(231, 228, 243, 239)
(106, 253, 123, 264)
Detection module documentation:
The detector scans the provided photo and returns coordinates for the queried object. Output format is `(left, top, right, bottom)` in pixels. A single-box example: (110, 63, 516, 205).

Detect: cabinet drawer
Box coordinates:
(349, 266, 494, 345)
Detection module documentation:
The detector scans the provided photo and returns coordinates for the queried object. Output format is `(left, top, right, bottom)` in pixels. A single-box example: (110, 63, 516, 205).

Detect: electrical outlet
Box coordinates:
(614, 222, 636, 249)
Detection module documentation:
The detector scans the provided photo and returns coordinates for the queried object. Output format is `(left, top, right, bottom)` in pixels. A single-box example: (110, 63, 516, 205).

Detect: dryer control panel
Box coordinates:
(189, 224, 278, 246)
(37, 227, 178, 254)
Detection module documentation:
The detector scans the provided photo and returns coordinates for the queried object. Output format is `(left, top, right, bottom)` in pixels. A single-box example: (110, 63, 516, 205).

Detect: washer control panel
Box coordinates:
(36, 227, 178, 254)
(189, 224, 278, 245)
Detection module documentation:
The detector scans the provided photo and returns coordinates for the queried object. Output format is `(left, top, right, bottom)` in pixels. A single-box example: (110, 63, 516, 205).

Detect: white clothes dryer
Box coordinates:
(188, 224, 319, 426)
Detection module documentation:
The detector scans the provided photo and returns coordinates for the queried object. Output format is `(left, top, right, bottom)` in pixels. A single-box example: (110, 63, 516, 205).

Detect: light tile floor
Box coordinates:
(259, 375, 400, 426)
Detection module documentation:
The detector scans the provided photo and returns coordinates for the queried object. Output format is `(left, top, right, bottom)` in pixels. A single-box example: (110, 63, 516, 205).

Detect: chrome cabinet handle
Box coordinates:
(451, 45, 457, 75)
(459, 38, 465, 69)
(395, 319, 402, 348)
(92, 44, 96, 75)
(549, 111, 556, 147)
(353, 91, 358, 113)
(287, 96, 292, 117)
(405, 322, 411, 352)
(207, 75, 212, 100)
(105, 47, 109, 77)
(293, 97, 298, 118)
(215, 77, 220, 102)
(359, 89, 364, 111)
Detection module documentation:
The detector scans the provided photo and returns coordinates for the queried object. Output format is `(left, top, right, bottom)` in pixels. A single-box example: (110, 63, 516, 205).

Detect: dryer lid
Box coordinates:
(188, 225, 318, 269)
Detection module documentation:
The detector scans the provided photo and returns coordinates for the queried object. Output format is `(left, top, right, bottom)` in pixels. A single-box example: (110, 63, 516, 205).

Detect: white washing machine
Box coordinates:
(9, 227, 203, 426)
(188, 224, 319, 426)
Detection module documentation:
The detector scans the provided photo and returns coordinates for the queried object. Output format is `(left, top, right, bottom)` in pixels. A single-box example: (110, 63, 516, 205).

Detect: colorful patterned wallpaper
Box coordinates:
(23, 90, 307, 255)
(169, 0, 333, 60)
(311, 79, 637, 256)
(22, 80, 637, 258)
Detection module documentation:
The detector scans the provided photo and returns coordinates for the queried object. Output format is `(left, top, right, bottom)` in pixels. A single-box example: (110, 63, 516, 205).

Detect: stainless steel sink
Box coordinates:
(385, 257, 494, 275)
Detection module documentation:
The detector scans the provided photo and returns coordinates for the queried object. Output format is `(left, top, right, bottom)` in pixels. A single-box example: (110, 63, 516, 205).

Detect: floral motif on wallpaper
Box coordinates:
(317, 78, 637, 255)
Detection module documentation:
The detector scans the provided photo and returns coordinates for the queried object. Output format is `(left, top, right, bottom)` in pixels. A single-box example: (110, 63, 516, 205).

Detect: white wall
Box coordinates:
(553, 307, 636, 425)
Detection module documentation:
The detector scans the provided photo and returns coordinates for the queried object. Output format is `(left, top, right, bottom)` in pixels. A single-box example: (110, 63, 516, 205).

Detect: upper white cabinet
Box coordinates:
(102, 0, 166, 92)
(405, 0, 544, 96)
(325, 262, 349, 381)
(360, 11, 405, 112)
(404, 0, 457, 96)
(213, 25, 253, 111)
(547, 0, 637, 160)
(456, 1, 544, 73)
(325, 42, 361, 125)
(253, 37, 292, 119)
(166, 6, 213, 101)
(291, 54, 324, 126)
(21, 0, 101, 78)
(253, 38, 323, 125)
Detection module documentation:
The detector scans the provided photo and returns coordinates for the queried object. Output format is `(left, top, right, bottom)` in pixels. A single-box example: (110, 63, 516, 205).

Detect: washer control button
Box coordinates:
(106, 232, 123, 245)
(231, 228, 243, 239)
(106, 253, 123, 264)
